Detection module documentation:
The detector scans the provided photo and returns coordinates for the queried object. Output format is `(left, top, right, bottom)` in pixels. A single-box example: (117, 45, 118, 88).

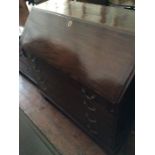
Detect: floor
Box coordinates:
(19, 108, 61, 155)
(19, 75, 134, 155)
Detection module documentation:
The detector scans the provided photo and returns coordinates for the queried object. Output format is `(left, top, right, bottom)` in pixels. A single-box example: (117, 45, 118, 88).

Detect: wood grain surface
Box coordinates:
(33, 0, 135, 32)
(21, 7, 134, 104)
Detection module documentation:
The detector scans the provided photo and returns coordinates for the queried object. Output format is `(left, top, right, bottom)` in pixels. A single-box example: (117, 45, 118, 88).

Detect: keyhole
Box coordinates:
(67, 20, 73, 27)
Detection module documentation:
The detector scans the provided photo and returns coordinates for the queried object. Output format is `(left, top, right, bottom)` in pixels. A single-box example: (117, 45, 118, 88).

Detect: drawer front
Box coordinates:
(19, 52, 123, 149)
(34, 58, 119, 138)
(34, 58, 87, 124)
(20, 52, 85, 125)
(80, 88, 119, 143)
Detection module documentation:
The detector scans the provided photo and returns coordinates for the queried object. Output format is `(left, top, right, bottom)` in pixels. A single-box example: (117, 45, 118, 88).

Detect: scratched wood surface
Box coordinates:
(19, 75, 134, 155)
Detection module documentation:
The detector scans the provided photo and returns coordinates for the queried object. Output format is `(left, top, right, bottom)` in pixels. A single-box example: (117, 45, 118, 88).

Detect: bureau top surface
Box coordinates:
(21, 7, 135, 104)
(30, 0, 135, 33)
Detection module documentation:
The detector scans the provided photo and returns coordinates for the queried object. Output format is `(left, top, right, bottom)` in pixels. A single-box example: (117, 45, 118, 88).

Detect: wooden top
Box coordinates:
(21, 6, 134, 104)
(29, 0, 135, 33)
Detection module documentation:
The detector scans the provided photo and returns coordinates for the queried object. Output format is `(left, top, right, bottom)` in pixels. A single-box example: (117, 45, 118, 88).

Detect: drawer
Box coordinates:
(81, 88, 119, 130)
(33, 58, 87, 124)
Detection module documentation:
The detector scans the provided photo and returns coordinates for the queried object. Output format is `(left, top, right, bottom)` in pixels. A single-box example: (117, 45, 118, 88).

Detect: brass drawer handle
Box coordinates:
(88, 119, 97, 123)
(86, 95, 96, 100)
(83, 100, 96, 111)
(87, 100, 96, 111)
(85, 113, 97, 123)
(87, 106, 96, 112)
(81, 88, 96, 100)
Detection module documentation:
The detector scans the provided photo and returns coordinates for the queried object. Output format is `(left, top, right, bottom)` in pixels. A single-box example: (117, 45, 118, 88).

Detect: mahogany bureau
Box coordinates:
(19, 3, 135, 154)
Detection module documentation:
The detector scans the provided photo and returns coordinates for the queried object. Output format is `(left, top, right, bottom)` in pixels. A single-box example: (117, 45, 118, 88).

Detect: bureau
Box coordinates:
(19, 5, 135, 154)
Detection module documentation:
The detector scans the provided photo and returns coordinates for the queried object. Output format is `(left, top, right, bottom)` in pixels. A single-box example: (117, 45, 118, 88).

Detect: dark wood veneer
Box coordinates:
(19, 6, 134, 154)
